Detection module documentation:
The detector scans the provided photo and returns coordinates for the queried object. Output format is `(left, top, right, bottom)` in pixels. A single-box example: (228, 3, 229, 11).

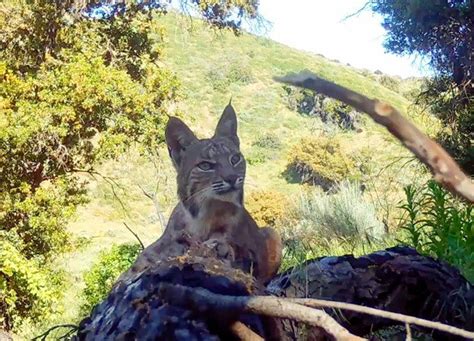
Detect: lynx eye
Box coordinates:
(197, 161, 214, 171)
(230, 154, 241, 166)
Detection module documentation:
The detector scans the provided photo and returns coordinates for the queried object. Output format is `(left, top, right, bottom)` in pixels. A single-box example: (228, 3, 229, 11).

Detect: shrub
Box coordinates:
(206, 58, 253, 91)
(280, 183, 385, 270)
(252, 133, 282, 150)
(378, 74, 401, 93)
(80, 243, 141, 316)
(286, 136, 358, 190)
(399, 181, 474, 282)
(246, 133, 282, 165)
(282, 86, 361, 130)
(246, 190, 289, 227)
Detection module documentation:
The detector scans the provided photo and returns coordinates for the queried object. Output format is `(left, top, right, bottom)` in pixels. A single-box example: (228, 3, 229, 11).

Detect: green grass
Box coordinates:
(24, 13, 441, 339)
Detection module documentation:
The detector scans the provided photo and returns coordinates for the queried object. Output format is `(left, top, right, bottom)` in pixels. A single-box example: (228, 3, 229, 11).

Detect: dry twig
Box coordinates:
(122, 222, 145, 250)
(288, 298, 474, 339)
(275, 71, 474, 203)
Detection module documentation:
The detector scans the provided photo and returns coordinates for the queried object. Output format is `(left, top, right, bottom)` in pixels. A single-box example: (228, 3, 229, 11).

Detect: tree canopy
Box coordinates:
(370, 0, 473, 173)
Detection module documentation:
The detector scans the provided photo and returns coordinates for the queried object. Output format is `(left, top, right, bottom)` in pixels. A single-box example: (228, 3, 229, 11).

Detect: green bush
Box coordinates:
(286, 136, 358, 190)
(280, 183, 386, 270)
(80, 243, 142, 316)
(378, 74, 401, 93)
(206, 58, 253, 91)
(252, 133, 282, 150)
(246, 190, 288, 228)
(399, 181, 474, 282)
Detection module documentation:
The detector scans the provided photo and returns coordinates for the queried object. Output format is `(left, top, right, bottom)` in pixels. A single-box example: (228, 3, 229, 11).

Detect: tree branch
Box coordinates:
(158, 282, 366, 341)
(122, 222, 145, 250)
(274, 71, 474, 203)
(288, 298, 474, 339)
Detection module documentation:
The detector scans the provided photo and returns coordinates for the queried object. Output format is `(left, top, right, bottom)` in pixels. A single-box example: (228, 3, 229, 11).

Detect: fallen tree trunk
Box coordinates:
(73, 246, 473, 340)
(268, 246, 474, 340)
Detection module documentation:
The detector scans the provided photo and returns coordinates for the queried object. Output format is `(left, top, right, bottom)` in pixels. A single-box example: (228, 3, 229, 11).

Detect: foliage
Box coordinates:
(286, 136, 359, 190)
(371, 0, 474, 173)
(206, 57, 253, 91)
(280, 183, 386, 270)
(0, 0, 179, 330)
(251, 133, 282, 150)
(80, 243, 141, 316)
(245, 133, 281, 165)
(0, 240, 64, 331)
(245, 190, 288, 228)
(399, 181, 474, 282)
(416, 77, 474, 172)
(377, 74, 401, 93)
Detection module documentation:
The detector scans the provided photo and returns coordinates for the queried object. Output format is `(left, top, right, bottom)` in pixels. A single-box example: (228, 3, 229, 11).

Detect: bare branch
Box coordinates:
(288, 298, 474, 339)
(341, 1, 371, 22)
(275, 71, 474, 203)
(122, 222, 145, 250)
(158, 283, 366, 341)
(32, 324, 78, 341)
(137, 184, 166, 231)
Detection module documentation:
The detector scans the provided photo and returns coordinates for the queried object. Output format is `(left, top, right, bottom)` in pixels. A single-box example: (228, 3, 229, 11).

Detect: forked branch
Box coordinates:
(158, 283, 474, 340)
(274, 71, 474, 203)
(158, 283, 365, 341)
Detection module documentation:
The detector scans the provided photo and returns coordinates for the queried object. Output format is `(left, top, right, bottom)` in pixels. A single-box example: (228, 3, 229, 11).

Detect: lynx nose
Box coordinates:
(223, 175, 241, 187)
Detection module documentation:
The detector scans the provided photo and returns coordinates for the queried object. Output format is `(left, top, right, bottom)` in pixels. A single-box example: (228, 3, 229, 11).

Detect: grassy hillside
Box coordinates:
(21, 13, 440, 339)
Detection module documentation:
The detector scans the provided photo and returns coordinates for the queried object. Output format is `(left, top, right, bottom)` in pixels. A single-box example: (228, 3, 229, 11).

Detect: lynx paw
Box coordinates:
(203, 238, 235, 261)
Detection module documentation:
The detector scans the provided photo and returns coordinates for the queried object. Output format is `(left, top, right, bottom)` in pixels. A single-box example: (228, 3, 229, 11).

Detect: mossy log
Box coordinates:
(73, 246, 473, 340)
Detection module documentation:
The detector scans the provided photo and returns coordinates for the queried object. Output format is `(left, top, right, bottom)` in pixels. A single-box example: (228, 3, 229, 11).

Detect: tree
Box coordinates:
(370, 0, 474, 174)
(0, 0, 260, 331)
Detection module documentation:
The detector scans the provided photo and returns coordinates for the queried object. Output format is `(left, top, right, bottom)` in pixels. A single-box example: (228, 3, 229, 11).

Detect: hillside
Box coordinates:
(25, 13, 441, 338)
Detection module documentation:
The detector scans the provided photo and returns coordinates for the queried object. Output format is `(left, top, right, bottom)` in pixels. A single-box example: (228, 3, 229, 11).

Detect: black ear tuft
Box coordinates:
(165, 117, 198, 168)
(214, 101, 239, 147)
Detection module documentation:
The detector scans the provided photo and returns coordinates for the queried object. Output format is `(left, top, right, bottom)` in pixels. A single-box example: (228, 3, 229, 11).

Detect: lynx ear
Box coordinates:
(214, 101, 239, 147)
(165, 117, 198, 168)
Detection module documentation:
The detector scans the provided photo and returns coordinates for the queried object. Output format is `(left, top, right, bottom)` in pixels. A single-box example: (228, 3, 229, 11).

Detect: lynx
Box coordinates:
(123, 103, 282, 283)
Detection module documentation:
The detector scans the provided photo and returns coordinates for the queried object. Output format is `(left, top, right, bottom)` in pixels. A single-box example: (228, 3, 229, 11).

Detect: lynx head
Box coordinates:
(165, 102, 245, 217)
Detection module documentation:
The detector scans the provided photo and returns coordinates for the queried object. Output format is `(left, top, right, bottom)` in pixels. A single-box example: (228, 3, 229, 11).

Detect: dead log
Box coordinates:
(73, 246, 473, 340)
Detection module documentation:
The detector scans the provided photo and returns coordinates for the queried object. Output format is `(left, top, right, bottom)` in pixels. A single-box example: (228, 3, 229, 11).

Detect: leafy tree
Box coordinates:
(0, 0, 260, 332)
(370, 0, 474, 173)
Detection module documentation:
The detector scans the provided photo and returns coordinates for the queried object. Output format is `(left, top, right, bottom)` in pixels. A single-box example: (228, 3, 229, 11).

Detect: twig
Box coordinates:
(405, 323, 412, 341)
(32, 324, 78, 341)
(275, 71, 474, 203)
(137, 184, 166, 231)
(288, 298, 474, 339)
(158, 282, 366, 341)
(123, 222, 145, 250)
(341, 1, 371, 21)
